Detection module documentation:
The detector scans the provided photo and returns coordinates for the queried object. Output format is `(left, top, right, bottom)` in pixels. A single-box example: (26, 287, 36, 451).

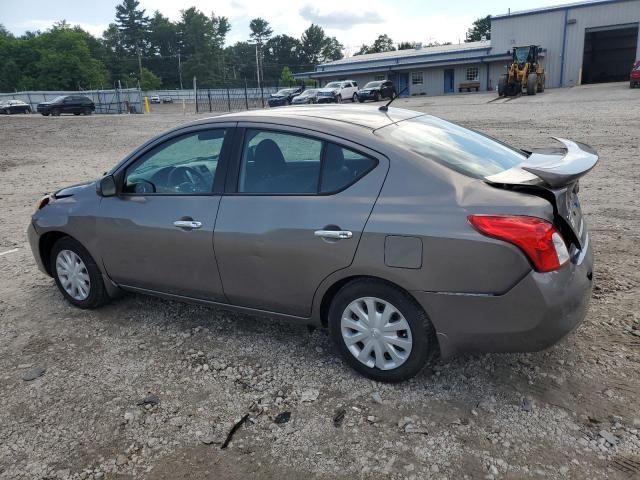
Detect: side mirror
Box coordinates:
(96, 175, 117, 197)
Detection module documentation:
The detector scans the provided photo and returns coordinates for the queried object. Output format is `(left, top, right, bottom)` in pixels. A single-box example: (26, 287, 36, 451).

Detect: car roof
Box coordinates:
(195, 105, 423, 131)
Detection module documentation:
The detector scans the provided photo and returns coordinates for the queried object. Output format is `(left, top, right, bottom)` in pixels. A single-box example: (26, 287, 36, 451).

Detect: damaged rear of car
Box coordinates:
(372, 115, 596, 358)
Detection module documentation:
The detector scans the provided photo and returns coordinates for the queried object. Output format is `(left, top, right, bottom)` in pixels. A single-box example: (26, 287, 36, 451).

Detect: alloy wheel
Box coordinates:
(341, 297, 412, 370)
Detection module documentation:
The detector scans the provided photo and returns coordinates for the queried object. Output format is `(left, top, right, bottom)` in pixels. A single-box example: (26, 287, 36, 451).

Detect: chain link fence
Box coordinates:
(0, 88, 143, 114)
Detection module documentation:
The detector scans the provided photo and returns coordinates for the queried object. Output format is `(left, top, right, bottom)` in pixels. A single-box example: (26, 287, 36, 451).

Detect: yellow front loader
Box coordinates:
(498, 45, 545, 96)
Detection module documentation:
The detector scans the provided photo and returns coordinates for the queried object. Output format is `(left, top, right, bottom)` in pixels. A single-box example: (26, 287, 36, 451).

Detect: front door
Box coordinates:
(97, 126, 232, 301)
(214, 126, 388, 317)
(444, 69, 455, 93)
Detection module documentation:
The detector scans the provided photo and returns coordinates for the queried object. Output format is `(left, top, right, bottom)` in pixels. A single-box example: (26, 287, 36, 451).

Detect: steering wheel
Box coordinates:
(167, 166, 208, 193)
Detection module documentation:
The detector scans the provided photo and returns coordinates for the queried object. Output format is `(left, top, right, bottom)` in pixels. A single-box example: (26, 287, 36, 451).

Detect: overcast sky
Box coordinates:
(1, 0, 563, 55)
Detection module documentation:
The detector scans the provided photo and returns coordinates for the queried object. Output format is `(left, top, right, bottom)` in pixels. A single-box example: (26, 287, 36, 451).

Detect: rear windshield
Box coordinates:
(375, 115, 526, 177)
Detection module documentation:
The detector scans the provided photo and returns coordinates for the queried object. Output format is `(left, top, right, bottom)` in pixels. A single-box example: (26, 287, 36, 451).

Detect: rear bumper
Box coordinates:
(413, 234, 594, 358)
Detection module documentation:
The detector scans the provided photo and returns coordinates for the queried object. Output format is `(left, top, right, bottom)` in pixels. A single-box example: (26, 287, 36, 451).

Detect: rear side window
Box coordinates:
(237, 129, 377, 195)
(375, 115, 526, 177)
(321, 144, 376, 193)
(239, 130, 322, 193)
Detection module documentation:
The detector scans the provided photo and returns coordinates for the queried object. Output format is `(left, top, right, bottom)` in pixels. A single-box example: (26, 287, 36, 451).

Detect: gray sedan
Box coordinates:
(28, 105, 597, 382)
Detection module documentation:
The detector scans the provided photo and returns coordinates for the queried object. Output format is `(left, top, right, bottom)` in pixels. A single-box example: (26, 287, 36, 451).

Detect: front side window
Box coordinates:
(239, 130, 322, 193)
(375, 115, 526, 178)
(411, 72, 423, 85)
(124, 129, 226, 194)
(466, 66, 479, 81)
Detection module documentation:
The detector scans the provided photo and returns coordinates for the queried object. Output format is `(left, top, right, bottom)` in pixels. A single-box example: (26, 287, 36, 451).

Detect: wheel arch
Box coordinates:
(39, 231, 71, 276)
(317, 274, 428, 327)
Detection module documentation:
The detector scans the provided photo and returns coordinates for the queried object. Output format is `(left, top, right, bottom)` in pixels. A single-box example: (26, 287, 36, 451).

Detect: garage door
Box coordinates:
(582, 24, 639, 84)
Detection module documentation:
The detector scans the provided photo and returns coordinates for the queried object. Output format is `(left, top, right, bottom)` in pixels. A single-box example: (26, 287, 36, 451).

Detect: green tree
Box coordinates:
(224, 41, 259, 84)
(177, 7, 230, 85)
(148, 11, 177, 56)
(115, 0, 149, 53)
(321, 36, 344, 61)
(138, 66, 161, 89)
(355, 34, 396, 55)
(465, 15, 491, 42)
(397, 41, 416, 50)
(249, 18, 273, 47)
(32, 23, 108, 89)
(300, 24, 326, 65)
(280, 66, 293, 85)
(263, 34, 302, 82)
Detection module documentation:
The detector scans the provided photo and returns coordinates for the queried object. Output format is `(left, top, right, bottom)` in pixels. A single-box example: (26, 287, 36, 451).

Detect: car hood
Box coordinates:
(54, 181, 94, 198)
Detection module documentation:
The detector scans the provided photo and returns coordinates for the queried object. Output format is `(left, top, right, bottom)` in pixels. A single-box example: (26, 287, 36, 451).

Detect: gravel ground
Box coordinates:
(1, 82, 639, 480)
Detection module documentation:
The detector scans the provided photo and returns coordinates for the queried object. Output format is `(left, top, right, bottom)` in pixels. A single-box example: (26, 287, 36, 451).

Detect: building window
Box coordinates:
(374, 75, 386, 81)
(466, 66, 479, 81)
(411, 72, 423, 85)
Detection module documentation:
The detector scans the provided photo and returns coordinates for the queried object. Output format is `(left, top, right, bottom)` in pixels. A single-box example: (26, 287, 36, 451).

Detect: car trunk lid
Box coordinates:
(484, 138, 598, 248)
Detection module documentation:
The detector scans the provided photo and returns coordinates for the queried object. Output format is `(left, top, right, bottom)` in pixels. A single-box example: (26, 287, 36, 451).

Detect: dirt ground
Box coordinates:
(1, 82, 639, 480)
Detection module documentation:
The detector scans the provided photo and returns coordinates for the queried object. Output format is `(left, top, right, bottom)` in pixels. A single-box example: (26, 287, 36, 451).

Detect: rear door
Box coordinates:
(214, 125, 388, 317)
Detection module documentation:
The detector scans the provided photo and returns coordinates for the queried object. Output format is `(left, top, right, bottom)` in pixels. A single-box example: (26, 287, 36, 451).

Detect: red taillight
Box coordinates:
(468, 215, 570, 272)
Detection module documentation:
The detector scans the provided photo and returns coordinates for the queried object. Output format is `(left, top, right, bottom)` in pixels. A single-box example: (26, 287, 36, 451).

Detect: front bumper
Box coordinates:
(357, 91, 378, 100)
(316, 96, 337, 104)
(27, 221, 47, 275)
(268, 99, 288, 107)
(413, 235, 594, 358)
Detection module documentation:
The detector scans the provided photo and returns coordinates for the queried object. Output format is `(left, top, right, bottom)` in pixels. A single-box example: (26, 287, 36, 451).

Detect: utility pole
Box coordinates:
(178, 52, 183, 90)
(136, 43, 143, 79)
(255, 44, 261, 90)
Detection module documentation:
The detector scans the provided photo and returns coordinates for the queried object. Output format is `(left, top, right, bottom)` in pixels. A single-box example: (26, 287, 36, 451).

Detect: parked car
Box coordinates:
(291, 89, 319, 105)
(37, 95, 95, 116)
(317, 81, 358, 103)
(28, 105, 597, 382)
(149, 95, 161, 104)
(161, 97, 173, 104)
(630, 60, 640, 88)
(357, 80, 395, 102)
(268, 87, 304, 107)
(0, 99, 31, 114)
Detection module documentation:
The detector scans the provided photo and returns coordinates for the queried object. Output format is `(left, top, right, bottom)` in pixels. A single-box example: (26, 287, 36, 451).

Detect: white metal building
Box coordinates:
(295, 0, 640, 95)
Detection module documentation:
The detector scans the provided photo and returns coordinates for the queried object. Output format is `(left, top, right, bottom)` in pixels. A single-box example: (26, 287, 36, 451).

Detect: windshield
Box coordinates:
(275, 89, 295, 95)
(325, 82, 342, 88)
(364, 81, 383, 89)
(50, 96, 66, 103)
(513, 47, 530, 64)
(375, 115, 526, 177)
(298, 89, 316, 97)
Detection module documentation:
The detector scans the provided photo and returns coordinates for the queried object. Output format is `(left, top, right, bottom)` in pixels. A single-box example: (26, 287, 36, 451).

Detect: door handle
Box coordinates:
(173, 220, 202, 229)
(314, 230, 353, 240)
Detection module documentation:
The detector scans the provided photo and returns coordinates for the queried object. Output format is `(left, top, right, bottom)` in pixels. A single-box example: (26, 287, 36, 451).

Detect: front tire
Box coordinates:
(527, 73, 538, 95)
(328, 279, 437, 382)
(498, 75, 507, 96)
(373, 92, 380, 102)
(335, 95, 342, 104)
(51, 237, 109, 309)
(352, 93, 358, 102)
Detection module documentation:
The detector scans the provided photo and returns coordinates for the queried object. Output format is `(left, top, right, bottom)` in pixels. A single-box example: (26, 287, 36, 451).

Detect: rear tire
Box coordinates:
(537, 76, 545, 93)
(328, 279, 437, 382)
(84, 108, 92, 115)
(498, 75, 507, 96)
(527, 73, 538, 95)
(352, 93, 357, 102)
(51, 237, 109, 309)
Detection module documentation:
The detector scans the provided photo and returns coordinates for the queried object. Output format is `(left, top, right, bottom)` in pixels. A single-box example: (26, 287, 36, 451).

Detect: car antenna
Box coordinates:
(379, 86, 408, 112)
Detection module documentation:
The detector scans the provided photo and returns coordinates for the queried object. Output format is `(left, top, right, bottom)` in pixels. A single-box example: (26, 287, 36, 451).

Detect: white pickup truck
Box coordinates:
(316, 80, 359, 103)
